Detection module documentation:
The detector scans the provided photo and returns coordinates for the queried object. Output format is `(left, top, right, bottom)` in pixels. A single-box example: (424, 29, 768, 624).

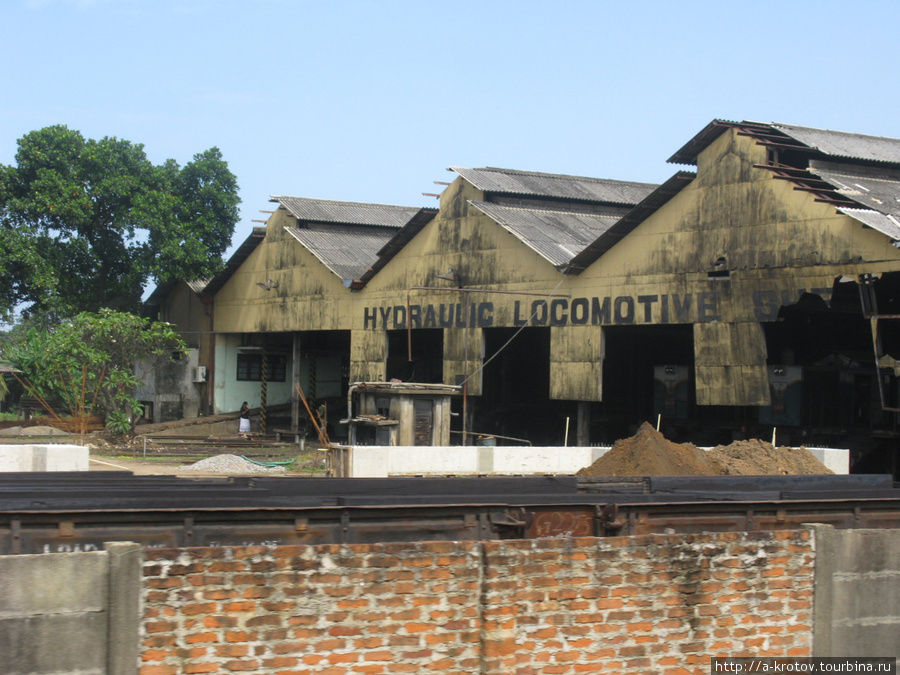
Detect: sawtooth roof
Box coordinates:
(271, 196, 431, 285)
(272, 196, 421, 228)
(449, 166, 656, 205)
(469, 201, 622, 268)
(285, 224, 400, 283)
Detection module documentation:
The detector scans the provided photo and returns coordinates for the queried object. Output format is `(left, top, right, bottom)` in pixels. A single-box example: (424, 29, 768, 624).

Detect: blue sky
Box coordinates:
(3, 0, 900, 274)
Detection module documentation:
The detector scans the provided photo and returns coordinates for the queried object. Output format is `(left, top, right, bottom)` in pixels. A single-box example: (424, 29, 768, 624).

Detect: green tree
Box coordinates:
(0, 125, 239, 319)
(4, 309, 186, 435)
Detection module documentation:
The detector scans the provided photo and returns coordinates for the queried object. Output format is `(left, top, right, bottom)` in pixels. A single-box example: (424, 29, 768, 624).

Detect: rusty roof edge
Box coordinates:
(565, 172, 696, 274)
(350, 207, 440, 290)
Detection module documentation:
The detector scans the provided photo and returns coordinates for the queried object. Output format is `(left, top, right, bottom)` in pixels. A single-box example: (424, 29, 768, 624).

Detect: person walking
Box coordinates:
(239, 402, 251, 437)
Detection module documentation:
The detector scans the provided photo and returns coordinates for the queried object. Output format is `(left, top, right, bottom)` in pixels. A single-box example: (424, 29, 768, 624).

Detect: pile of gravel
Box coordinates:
(179, 453, 287, 474)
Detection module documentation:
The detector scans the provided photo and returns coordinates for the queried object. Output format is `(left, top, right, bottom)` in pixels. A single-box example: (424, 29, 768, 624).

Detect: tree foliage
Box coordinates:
(0, 125, 240, 319)
(3, 309, 186, 434)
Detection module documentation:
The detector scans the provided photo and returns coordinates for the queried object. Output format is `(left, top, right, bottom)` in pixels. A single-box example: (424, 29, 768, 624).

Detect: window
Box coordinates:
(237, 353, 288, 382)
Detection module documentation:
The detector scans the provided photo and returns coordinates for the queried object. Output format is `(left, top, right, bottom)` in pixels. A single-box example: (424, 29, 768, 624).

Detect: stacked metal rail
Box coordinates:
(0, 473, 897, 554)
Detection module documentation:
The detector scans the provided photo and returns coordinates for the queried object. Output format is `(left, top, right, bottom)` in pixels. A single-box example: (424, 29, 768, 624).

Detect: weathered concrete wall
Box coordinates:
(813, 525, 900, 658)
(135, 348, 202, 423)
(335, 444, 610, 477)
(0, 542, 142, 675)
(0, 443, 89, 471)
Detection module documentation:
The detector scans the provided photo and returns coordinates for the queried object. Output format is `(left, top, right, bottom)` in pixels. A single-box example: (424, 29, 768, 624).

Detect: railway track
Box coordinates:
(1, 473, 898, 554)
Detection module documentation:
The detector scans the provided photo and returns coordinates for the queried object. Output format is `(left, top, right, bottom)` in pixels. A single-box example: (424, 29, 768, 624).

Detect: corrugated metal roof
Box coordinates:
(285, 225, 397, 282)
(774, 124, 900, 165)
(469, 201, 620, 267)
(669, 119, 900, 167)
(272, 196, 420, 228)
(450, 167, 656, 205)
(813, 170, 900, 220)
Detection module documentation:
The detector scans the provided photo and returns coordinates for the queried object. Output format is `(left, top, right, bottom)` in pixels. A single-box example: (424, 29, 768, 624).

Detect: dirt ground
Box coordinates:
(89, 454, 203, 476)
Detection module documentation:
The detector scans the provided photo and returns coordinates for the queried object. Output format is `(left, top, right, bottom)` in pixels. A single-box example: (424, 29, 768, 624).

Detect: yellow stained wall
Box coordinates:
(211, 128, 900, 407)
(160, 282, 210, 350)
(567, 128, 900, 404)
(550, 325, 602, 402)
(213, 207, 357, 334)
(354, 178, 565, 396)
(350, 329, 387, 383)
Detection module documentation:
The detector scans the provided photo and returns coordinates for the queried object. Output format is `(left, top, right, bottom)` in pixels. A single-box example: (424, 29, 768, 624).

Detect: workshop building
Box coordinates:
(149, 119, 900, 474)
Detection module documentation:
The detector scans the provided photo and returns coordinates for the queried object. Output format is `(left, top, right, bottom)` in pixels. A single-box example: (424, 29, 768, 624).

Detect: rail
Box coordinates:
(0, 473, 898, 554)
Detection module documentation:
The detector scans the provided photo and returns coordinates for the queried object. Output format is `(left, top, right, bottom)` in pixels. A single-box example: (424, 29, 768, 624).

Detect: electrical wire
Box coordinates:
(459, 275, 568, 387)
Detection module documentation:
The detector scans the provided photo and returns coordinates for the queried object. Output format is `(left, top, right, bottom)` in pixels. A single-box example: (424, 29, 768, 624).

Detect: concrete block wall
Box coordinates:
(813, 525, 900, 658)
(140, 530, 814, 674)
(339, 445, 610, 477)
(0, 443, 89, 471)
(0, 542, 142, 675)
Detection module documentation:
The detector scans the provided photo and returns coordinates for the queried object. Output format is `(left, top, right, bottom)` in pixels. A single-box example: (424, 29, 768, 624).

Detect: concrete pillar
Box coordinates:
(812, 524, 900, 658)
(105, 542, 143, 675)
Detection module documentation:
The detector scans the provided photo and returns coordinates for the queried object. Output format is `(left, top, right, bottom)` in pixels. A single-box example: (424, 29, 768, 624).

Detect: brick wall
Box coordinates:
(141, 530, 814, 674)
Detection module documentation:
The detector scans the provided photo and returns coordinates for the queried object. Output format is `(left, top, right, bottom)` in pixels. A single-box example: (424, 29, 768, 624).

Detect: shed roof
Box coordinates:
(450, 167, 656, 205)
(272, 196, 421, 228)
(469, 201, 621, 268)
(271, 196, 432, 285)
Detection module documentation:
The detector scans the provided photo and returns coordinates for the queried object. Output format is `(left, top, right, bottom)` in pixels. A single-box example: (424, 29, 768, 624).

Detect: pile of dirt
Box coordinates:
(577, 422, 832, 477)
(705, 438, 830, 475)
